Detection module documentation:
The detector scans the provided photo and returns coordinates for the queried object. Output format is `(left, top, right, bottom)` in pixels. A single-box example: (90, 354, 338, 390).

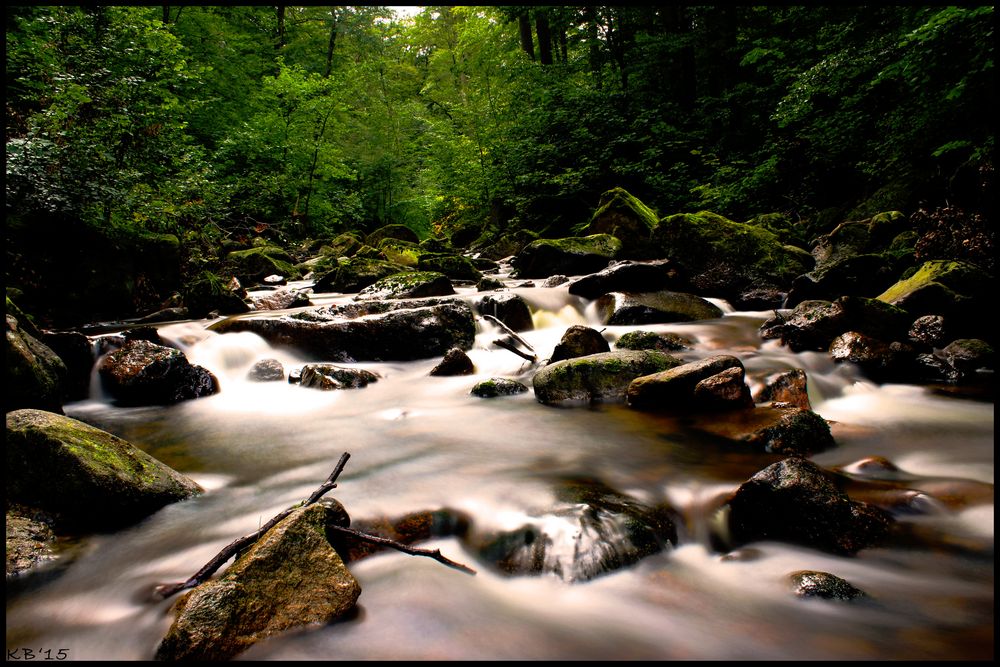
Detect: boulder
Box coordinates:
(376, 238, 421, 267)
(829, 332, 918, 382)
(6, 311, 67, 414)
(908, 315, 949, 348)
(476, 293, 534, 332)
(40, 331, 94, 402)
(6, 409, 203, 531)
(941, 339, 994, 377)
(465, 477, 676, 582)
(511, 234, 623, 279)
(210, 301, 476, 362)
(246, 358, 285, 382)
(417, 253, 483, 281)
(155, 502, 360, 662)
(471, 378, 529, 398)
(626, 355, 746, 411)
(595, 290, 723, 325)
(785, 253, 901, 308)
(477, 230, 540, 261)
(689, 405, 836, 457)
(725, 457, 893, 555)
(566, 259, 679, 299)
(366, 223, 419, 245)
(98, 339, 219, 406)
(225, 246, 298, 285)
(248, 288, 312, 311)
(182, 271, 251, 319)
(759, 296, 911, 352)
(476, 276, 506, 291)
(692, 367, 755, 411)
(614, 330, 692, 353)
(650, 211, 812, 299)
(298, 364, 379, 390)
(573, 187, 659, 257)
(533, 350, 682, 405)
(876, 260, 991, 324)
(133, 306, 190, 325)
(312, 258, 404, 294)
(355, 271, 455, 301)
(788, 571, 868, 601)
(548, 325, 610, 363)
(430, 348, 475, 376)
(540, 274, 569, 287)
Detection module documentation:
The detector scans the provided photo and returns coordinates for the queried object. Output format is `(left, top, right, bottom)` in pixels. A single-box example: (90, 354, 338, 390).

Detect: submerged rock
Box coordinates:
(97, 339, 219, 406)
(595, 290, 723, 325)
(534, 350, 682, 405)
(725, 457, 893, 555)
(6, 409, 203, 531)
(246, 358, 285, 382)
(788, 570, 868, 601)
(155, 502, 361, 662)
(689, 405, 836, 457)
(471, 378, 529, 398)
(465, 477, 676, 583)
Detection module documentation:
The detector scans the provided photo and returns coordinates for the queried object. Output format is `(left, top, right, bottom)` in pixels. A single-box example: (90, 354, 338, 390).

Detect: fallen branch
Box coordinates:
(482, 314, 535, 352)
(327, 525, 476, 576)
(154, 452, 475, 599)
(493, 337, 537, 362)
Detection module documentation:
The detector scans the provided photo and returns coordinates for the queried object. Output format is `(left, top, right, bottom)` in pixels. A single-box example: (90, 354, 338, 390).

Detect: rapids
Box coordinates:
(5, 274, 993, 661)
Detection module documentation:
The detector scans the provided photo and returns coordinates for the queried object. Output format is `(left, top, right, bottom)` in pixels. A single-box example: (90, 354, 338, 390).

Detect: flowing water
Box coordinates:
(5, 274, 994, 661)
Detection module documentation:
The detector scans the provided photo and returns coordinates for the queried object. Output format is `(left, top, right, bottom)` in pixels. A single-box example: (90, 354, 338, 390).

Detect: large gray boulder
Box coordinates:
(98, 339, 219, 406)
(6, 409, 203, 531)
(156, 502, 361, 662)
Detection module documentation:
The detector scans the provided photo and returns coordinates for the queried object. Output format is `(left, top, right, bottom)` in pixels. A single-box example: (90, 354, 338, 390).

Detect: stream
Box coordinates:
(5, 273, 994, 661)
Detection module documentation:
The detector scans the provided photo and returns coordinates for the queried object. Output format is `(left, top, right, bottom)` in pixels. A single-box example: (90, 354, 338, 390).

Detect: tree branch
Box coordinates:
(327, 525, 477, 576)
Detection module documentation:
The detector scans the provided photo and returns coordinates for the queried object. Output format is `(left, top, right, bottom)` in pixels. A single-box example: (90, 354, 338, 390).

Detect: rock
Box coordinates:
(323, 232, 365, 258)
(829, 331, 918, 382)
(6, 409, 203, 531)
(430, 348, 475, 376)
(417, 253, 483, 281)
(626, 355, 746, 411)
(133, 306, 190, 324)
(785, 253, 900, 308)
(759, 296, 911, 352)
(98, 339, 220, 406)
(6, 506, 56, 576)
(248, 288, 312, 311)
(376, 238, 421, 267)
(471, 378, 529, 398)
(548, 325, 610, 363)
(692, 367, 755, 410)
(574, 187, 659, 257)
(534, 350, 682, 405)
(355, 271, 455, 301)
(6, 311, 68, 413)
(476, 276, 506, 291)
(566, 260, 678, 299)
(876, 259, 991, 325)
(595, 290, 723, 325)
(614, 330, 692, 352)
(908, 315, 949, 348)
(246, 358, 285, 382)
(312, 258, 404, 294)
(788, 570, 868, 601)
(465, 477, 676, 582)
(690, 405, 836, 457)
(510, 234, 623, 279)
(476, 293, 534, 332)
(751, 368, 811, 410)
(941, 339, 994, 377)
(650, 211, 813, 300)
(726, 457, 893, 555)
(263, 274, 286, 285)
(155, 502, 360, 662)
(225, 246, 298, 285)
(182, 271, 251, 319)
(540, 274, 569, 287)
(298, 364, 379, 390)
(210, 301, 476, 362)
(732, 286, 786, 310)
(477, 230, 540, 261)
(366, 223, 419, 245)
(40, 330, 94, 402)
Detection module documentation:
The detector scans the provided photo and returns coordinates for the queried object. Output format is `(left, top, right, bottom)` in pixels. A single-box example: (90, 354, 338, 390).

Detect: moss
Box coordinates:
(575, 188, 658, 255)
(377, 238, 421, 267)
(226, 247, 299, 282)
(877, 259, 988, 304)
(471, 378, 528, 398)
(356, 271, 454, 300)
(533, 350, 682, 404)
(417, 253, 483, 281)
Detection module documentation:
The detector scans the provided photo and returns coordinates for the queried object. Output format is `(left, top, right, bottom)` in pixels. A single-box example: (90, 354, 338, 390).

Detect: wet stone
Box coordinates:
(788, 570, 868, 601)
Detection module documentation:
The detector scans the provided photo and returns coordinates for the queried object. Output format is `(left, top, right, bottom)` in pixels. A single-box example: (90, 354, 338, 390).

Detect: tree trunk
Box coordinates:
(535, 12, 552, 66)
(518, 12, 535, 61)
(162, 4, 169, 25)
(584, 6, 602, 89)
(324, 7, 338, 78)
(275, 5, 286, 51)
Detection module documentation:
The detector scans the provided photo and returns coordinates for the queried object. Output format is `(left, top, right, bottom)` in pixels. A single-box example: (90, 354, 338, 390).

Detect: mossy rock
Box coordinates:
(6, 309, 68, 414)
(225, 246, 299, 284)
(323, 232, 365, 258)
(478, 229, 540, 261)
(511, 234, 623, 279)
(417, 253, 483, 281)
(575, 187, 658, 257)
(471, 378, 529, 398)
(6, 409, 203, 531)
(366, 224, 419, 246)
(533, 350, 682, 405)
(355, 271, 455, 301)
(615, 330, 692, 352)
(746, 212, 810, 250)
(651, 211, 811, 297)
(312, 258, 405, 294)
(377, 238, 422, 267)
(877, 259, 990, 319)
(419, 237, 455, 254)
(182, 270, 250, 318)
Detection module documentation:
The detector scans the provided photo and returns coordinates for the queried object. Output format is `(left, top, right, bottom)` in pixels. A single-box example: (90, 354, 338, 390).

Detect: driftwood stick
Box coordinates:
(482, 314, 535, 352)
(327, 525, 477, 576)
(493, 337, 537, 362)
(154, 453, 352, 599)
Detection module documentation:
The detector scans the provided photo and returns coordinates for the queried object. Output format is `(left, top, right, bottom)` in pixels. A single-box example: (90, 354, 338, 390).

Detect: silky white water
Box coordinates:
(6, 278, 993, 661)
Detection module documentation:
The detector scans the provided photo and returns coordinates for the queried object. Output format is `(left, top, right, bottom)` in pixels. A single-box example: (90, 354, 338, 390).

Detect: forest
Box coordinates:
(5, 4, 995, 326)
